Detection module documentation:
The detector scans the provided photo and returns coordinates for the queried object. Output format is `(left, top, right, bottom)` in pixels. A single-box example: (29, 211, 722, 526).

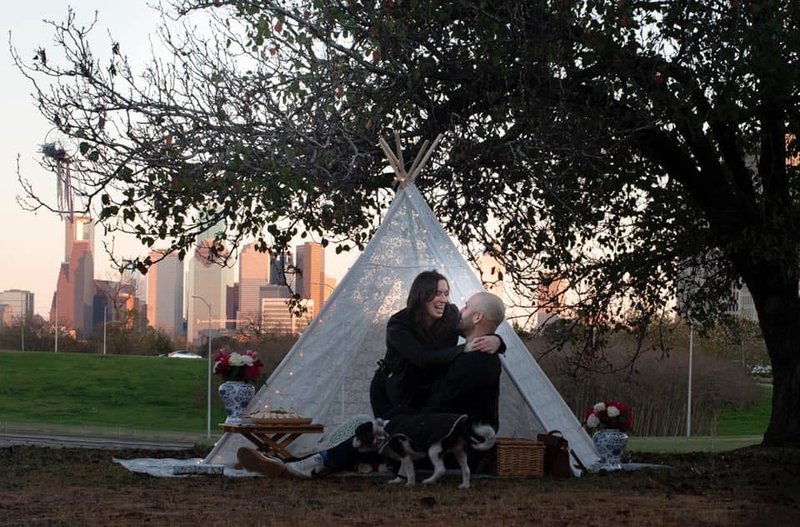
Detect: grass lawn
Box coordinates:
(716, 383, 773, 435)
(0, 349, 773, 450)
(0, 349, 227, 438)
(628, 434, 763, 453)
(629, 384, 771, 453)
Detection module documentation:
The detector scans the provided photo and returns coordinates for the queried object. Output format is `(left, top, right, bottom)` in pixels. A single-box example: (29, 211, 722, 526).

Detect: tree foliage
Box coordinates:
(12, 0, 800, 444)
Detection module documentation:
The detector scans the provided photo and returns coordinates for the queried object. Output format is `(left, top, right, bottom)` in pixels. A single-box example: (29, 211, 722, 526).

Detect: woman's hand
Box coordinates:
(465, 335, 502, 354)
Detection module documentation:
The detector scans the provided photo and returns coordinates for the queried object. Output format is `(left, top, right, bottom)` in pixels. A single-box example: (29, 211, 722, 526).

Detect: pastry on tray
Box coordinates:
(245, 407, 313, 425)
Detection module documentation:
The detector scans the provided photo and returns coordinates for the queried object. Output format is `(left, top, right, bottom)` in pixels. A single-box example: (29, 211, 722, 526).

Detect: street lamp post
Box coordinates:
(102, 304, 108, 356)
(192, 295, 213, 439)
(54, 292, 59, 353)
(687, 320, 694, 439)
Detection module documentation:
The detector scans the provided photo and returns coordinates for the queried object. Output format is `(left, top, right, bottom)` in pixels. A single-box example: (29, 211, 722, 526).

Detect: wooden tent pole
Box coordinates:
(394, 130, 405, 172)
(407, 139, 430, 179)
(378, 137, 407, 184)
(407, 133, 443, 183)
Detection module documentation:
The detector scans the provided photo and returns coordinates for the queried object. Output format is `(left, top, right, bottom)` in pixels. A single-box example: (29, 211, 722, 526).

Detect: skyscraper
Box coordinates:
(146, 250, 184, 338)
(0, 289, 34, 320)
(260, 298, 314, 335)
(51, 216, 94, 336)
(535, 277, 567, 327)
(269, 248, 293, 286)
(478, 249, 505, 299)
(237, 243, 270, 329)
(187, 239, 232, 344)
(0, 289, 34, 330)
(295, 241, 325, 314)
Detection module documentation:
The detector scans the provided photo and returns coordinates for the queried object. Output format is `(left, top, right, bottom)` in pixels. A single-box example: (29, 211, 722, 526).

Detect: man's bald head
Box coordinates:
(458, 292, 506, 337)
(471, 292, 505, 325)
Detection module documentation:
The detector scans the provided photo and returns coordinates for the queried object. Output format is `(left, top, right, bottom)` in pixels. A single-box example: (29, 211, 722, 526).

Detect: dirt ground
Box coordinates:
(1, 445, 799, 526)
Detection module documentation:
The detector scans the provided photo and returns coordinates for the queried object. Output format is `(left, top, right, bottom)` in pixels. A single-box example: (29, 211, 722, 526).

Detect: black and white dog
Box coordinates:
(353, 413, 496, 489)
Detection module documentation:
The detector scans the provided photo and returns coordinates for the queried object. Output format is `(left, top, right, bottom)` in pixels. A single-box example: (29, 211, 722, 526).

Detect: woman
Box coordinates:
(237, 270, 502, 478)
(371, 269, 500, 418)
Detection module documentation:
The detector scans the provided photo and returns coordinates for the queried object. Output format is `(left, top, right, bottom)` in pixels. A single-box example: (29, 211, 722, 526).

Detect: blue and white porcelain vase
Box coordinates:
(218, 381, 256, 425)
(592, 429, 628, 471)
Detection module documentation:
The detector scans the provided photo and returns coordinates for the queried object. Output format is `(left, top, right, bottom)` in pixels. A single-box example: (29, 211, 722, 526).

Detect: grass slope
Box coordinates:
(0, 350, 772, 448)
(716, 385, 773, 435)
(0, 350, 226, 434)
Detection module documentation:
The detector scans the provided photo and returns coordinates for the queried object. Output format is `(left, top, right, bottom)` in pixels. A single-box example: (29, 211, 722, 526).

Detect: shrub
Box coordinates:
(529, 331, 761, 436)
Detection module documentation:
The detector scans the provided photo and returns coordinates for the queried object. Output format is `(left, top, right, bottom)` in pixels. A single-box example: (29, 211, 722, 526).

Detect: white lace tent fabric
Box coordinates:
(204, 136, 600, 473)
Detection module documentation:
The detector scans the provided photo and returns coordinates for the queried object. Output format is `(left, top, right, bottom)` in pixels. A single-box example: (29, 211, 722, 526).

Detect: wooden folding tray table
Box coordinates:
(221, 421, 325, 459)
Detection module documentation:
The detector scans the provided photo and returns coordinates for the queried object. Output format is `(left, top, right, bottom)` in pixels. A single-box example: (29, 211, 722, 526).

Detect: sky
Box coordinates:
(1, 2, 358, 316)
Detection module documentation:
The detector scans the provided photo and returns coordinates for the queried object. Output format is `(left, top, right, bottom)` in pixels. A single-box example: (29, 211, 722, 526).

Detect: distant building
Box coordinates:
(0, 289, 34, 322)
(270, 248, 293, 286)
(323, 275, 338, 306)
(0, 304, 10, 330)
(226, 283, 239, 330)
(237, 243, 270, 329)
(478, 249, 505, 299)
(295, 242, 326, 313)
(146, 250, 185, 338)
(535, 277, 568, 327)
(261, 298, 314, 335)
(126, 267, 147, 304)
(187, 239, 232, 343)
(727, 284, 758, 322)
(50, 216, 95, 336)
(261, 284, 292, 299)
(93, 279, 141, 331)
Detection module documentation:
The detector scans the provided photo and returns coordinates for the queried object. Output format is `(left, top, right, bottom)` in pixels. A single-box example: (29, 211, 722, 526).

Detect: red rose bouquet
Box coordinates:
(584, 400, 633, 433)
(213, 349, 263, 382)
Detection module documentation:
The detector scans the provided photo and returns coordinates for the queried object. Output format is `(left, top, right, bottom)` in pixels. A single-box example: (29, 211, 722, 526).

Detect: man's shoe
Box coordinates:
(236, 447, 288, 477)
(285, 453, 326, 478)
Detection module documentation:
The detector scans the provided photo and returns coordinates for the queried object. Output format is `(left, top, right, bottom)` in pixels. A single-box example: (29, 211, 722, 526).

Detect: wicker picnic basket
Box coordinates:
(494, 438, 545, 477)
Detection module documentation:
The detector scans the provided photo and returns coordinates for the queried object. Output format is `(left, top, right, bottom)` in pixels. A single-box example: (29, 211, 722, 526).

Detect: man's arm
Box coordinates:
(464, 334, 506, 354)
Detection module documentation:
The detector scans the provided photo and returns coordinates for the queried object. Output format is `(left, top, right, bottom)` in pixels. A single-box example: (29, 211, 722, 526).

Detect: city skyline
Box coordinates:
(0, 3, 359, 318)
(1, 3, 166, 319)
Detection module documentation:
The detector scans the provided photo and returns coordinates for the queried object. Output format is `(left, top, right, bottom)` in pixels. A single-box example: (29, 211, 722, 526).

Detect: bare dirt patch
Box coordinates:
(1, 446, 798, 526)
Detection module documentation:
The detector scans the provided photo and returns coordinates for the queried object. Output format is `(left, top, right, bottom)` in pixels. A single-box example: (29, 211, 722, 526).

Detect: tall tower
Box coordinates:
(146, 250, 184, 338)
(295, 242, 325, 315)
(535, 277, 567, 327)
(187, 239, 231, 344)
(51, 216, 94, 336)
(478, 249, 505, 299)
(269, 248, 293, 286)
(64, 216, 94, 264)
(237, 243, 270, 328)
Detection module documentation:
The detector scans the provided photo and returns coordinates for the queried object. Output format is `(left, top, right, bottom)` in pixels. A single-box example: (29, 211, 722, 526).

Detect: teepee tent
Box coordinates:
(204, 135, 599, 472)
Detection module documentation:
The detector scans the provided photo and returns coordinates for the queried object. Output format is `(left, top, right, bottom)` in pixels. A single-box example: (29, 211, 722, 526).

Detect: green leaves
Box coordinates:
(20, 0, 800, 341)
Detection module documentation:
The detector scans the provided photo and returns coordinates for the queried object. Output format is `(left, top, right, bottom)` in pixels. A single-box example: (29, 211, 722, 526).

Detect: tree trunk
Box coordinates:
(746, 272, 800, 446)
(763, 351, 800, 446)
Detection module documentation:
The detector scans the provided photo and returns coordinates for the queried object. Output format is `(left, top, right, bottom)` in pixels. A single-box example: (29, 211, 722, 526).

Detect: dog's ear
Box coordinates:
(355, 421, 373, 439)
(353, 421, 375, 450)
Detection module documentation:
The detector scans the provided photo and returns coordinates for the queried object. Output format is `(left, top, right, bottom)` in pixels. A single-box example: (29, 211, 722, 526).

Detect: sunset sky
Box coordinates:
(1, 2, 358, 316)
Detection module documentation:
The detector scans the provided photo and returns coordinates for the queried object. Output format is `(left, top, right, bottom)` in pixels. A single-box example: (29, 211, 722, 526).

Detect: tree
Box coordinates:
(12, 1, 800, 445)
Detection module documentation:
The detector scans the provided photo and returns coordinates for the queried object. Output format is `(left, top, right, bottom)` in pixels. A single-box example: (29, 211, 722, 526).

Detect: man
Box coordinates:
(422, 291, 506, 429)
(236, 291, 506, 478)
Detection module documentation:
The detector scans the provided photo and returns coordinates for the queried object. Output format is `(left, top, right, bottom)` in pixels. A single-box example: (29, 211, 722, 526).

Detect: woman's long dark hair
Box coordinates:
(406, 270, 459, 341)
